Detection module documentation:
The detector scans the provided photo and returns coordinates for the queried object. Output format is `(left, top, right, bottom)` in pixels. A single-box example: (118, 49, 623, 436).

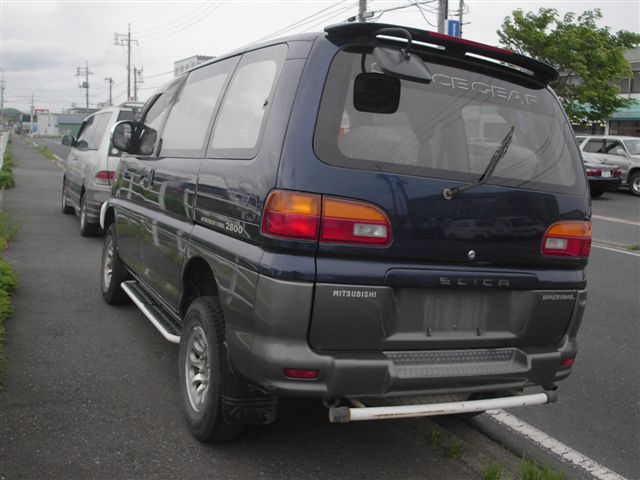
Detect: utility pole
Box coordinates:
(459, 0, 464, 37)
(358, 0, 367, 22)
(30, 93, 34, 134)
(76, 61, 92, 112)
(104, 77, 114, 106)
(0, 70, 4, 131)
(133, 67, 143, 102)
(114, 24, 138, 101)
(438, 0, 448, 33)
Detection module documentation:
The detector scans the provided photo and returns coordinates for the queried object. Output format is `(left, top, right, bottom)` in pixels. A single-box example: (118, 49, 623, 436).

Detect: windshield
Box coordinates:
(623, 139, 640, 155)
(314, 48, 585, 194)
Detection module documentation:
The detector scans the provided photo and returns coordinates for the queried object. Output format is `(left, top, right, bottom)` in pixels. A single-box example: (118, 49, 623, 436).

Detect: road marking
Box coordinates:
(591, 243, 640, 257)
(486, 409, 628, 480)
(592, 215, 640, 227)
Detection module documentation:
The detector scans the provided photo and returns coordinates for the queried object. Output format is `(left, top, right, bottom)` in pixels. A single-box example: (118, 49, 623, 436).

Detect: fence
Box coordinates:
(0, 132, 8, 169)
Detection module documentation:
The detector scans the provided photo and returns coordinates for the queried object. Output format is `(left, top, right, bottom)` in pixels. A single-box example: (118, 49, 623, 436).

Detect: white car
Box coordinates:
(61, 104, 142, 235)
(577, 135, 640, 196)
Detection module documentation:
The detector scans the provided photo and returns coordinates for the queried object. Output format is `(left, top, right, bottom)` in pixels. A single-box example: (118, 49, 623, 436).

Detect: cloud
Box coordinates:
(2, 39, 76, 72)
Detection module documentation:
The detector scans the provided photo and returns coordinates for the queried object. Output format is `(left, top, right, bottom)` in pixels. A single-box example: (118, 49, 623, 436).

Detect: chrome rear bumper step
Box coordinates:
(121, 281, 181, 344)
(328, 392, 555, 423)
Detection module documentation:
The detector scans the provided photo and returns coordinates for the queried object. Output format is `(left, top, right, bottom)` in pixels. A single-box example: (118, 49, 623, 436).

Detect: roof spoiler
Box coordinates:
(324, 23, 559, 86)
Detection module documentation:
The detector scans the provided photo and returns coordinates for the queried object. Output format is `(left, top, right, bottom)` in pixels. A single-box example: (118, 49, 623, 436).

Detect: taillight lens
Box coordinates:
(283, 368, 318, 380)
(95, 170, 115, 186)
(261, 190, 392, 246)
(585, 168, 599, 177)
(541, 221, 591, 258)
(321, 197, 391, 246)
(261, 190, 320, 240)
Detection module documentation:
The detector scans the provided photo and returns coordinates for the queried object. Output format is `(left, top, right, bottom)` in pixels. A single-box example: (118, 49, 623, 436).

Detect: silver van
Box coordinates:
(61, 104, 141, 235)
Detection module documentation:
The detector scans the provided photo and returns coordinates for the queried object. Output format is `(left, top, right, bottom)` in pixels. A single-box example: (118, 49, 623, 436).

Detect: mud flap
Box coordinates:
(221, 345, 279, 425)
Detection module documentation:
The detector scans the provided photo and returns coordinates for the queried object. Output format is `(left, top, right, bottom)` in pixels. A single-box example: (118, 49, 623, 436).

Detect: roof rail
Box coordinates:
(324, 22, 558, 86)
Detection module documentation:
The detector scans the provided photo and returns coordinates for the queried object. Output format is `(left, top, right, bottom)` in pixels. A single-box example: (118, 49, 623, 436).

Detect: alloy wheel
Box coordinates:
(185, 325, 210, 413)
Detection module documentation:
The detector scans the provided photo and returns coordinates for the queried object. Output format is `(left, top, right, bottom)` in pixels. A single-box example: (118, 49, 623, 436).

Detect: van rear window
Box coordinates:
(314, 48, 586, 194)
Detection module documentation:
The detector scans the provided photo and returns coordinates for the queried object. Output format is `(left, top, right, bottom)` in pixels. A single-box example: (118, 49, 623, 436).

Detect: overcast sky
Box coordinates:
(1, 0, 638, 113)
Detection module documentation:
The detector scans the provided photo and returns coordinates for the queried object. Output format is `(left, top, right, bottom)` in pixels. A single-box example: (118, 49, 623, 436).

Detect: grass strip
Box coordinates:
(35, 145, 56, 162)
(0, 211, 18, 384)
(0, 141, 15, 189)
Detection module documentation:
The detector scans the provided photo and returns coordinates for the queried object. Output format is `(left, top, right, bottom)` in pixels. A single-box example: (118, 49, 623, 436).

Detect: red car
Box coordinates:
(582, 152, 622, 198)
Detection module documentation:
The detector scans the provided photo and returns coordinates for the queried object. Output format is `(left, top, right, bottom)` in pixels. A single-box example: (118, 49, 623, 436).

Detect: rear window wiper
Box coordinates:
(442, 126, 515, 200)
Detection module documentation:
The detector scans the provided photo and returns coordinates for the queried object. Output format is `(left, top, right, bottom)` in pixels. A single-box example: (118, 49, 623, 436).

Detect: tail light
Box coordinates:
(321, 197, 391, 245)
(95, 170, 115, 186)
(541, 221, 591, 258)
(585, 168, 600, 177)
(612, 168, 622, 177)
(261, 191, 320, 240)
(261, 190, 392, 246)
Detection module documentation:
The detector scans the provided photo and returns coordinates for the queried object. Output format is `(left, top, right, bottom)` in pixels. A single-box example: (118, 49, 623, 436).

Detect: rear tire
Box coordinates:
(629, 171, 640, 196)
(101, 224, 131, 305)
(61, 179, 74, 214)
(590, 189, 604, 198)
(179, 296, 247, 442)
(79, 194, 101, 237)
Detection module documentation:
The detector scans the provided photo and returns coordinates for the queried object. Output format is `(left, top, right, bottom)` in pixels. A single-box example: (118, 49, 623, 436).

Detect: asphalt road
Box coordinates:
(1, 135, 638, 479)
(508, 194, 640, 479)
(0, 136, 487, 479)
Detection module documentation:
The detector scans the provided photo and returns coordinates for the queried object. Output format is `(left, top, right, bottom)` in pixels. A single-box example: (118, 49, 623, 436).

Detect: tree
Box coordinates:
(498, 9, 640, 127)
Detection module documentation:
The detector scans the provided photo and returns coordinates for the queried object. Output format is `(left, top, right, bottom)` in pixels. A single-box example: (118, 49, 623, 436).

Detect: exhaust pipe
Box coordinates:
(329, 392, 556, 424)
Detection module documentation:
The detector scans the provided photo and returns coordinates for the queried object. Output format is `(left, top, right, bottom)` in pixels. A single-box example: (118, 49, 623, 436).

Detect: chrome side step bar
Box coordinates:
(328, 392, 555, 423)
(121, 281, 181, 344)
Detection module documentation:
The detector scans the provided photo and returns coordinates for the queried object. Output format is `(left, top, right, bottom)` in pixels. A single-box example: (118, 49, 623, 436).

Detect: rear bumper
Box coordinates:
(84, 187, 110, 223)
(227, 274, 585, 399)
(588, 177, 622, 191)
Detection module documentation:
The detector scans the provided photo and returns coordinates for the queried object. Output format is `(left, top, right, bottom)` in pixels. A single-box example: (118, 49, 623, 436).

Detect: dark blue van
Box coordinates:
(101, 23, 591, 441)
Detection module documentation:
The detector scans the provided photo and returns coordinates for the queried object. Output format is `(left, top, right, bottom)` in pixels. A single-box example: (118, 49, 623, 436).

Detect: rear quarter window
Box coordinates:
(314, 48, 586, 195)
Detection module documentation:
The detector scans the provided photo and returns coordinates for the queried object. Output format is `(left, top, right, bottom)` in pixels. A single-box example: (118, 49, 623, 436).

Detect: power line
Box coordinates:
(137, 2, 225, 42)
(250, 0, 348, 45)
(131, 1, 178, 26)
(300, 3, 362, 33)
(135, 2, 211, 35)
(144, 70, 174, 80)
(414, 2, 438, 28)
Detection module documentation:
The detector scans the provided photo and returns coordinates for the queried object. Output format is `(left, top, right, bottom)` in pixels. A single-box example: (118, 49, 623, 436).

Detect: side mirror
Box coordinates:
(354, 73, 400, 114)
(111, 121, 135, 152)
(61, 135, 75, 146)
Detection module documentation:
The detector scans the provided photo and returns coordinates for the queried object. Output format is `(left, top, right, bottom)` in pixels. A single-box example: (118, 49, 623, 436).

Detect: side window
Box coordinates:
(117, 110, 135, 122)
(209, 44, 287, 158)
(604, 140, 625, 155)
(75, 115, 96, 150)
(137, 79, 184, 156)
(583, 139, 604, 153)
(161, 57, 239, 157)
(85, 113, 112, 150)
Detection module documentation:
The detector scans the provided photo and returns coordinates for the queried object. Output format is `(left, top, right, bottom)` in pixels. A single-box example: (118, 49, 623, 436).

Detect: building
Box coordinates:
(174, 55, 214, 77)
(569, 47, 640, 137)
(33, 112, 86, 137)
(607, 47, 640, 137)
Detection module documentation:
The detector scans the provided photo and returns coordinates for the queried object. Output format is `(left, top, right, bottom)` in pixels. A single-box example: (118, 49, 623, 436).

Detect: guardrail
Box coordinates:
(0, 131, 9, 169)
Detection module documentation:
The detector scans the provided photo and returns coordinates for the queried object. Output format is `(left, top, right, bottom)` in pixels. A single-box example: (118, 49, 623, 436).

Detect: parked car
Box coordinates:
(582, 152, 622, 198)
(61, 103, 142, 235)
(577, 135, 640, 196)
(100, 23, 591, 442)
